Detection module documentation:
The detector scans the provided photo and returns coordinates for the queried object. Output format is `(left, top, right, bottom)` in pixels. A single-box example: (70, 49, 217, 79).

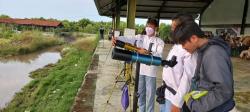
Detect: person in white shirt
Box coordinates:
(112, 18, 164, 112)
(160, 14, 197, 112)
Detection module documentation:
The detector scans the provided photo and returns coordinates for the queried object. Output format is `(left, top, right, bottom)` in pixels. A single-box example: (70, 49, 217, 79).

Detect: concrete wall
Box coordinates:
(202, 27, 250, 36)
(246, 0, 250, 24)
(201, 0, 250, 36)
(245, 28, 250, 35)
(201, 27, 217, 34)
(201, 0, 245, 25)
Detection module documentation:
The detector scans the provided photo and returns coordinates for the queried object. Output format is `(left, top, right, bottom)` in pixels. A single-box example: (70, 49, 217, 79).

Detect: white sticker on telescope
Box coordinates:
(124, 28, 135, 38)
(114, 31, 120, 37)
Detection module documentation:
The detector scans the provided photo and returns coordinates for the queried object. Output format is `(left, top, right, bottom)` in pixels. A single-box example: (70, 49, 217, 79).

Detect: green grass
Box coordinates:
(0, 31, 64, 57)
(2, 35, 98, 112)
(72, 32, 96, 38)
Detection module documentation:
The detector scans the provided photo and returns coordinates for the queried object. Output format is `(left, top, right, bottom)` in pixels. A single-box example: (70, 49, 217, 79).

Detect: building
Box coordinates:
(0, 18, 63, 31)
(201, 0, 250, 36)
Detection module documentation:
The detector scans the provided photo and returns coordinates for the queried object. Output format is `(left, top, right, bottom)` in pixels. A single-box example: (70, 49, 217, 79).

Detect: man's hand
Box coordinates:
(171, 105, 180, 112)
(112, 36, 117, 46)
(137, 48, 150, 55)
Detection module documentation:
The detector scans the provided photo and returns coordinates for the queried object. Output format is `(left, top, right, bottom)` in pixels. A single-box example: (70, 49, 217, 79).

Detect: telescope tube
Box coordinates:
(112, 48, 132, 61)
(131, 52, 162, 65)
(112, 48, 162, 66)
(115, 40, 140, 51)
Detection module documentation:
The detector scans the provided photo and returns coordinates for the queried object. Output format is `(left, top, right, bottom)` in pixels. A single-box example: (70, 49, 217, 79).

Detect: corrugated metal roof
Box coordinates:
(0, 18, 62, 27)
(94, 0, 214, 19)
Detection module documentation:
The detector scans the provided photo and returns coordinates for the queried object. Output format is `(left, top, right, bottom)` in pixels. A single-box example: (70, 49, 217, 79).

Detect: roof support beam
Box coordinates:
(157, 0, 167, 21)
(120, 9, 199, 13)
(100, 1, 113, 10)
(115, 0, 121, 30)
(136, 4, 203, 8)
(200, 0, 214, 15)
(126, 1, 138, 112)
(149, 0, 204, 2)
(112, 14, 115, 30)
(127, 0, 136, 28)
(95, 0, 213, 19)
(241, 0, 249, 34)
(199, 14, 201, 26)
(102, 0, 127, 16)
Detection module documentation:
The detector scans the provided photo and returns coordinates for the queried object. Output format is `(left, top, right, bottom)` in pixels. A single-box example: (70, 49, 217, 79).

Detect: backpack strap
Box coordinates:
(191, 50, 204, 90)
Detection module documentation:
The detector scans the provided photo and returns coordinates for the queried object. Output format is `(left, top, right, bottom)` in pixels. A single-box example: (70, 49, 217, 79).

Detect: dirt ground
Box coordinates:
(232, 57, 250, 111)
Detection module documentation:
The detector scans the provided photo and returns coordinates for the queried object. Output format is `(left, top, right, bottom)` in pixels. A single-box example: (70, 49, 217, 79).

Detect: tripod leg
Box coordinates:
(105, 66, 125, 103)
(103, 39, 104, 47)
(104, 45, 113, 64)
(115, 68, 125, 81)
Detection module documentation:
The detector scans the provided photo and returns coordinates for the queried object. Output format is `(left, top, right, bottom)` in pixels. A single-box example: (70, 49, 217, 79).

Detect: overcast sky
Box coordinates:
(0, 0, 171, 25)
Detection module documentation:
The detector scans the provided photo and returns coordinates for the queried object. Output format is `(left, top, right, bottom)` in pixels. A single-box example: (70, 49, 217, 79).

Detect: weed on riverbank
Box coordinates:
(2, 35, 98, 112)
(0, 31, 64, 57)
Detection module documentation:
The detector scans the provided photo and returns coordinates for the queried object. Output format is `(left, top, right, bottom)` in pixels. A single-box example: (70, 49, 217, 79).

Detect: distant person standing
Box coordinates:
(99, 27, 104, 40)
(100, 27, 105, 47)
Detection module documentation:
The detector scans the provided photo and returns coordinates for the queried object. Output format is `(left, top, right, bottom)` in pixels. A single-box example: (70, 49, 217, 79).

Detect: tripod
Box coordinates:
(103, 61, 134, 112)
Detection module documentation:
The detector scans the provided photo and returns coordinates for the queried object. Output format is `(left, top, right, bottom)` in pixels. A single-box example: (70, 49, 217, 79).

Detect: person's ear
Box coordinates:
(190, 35, 198, 43)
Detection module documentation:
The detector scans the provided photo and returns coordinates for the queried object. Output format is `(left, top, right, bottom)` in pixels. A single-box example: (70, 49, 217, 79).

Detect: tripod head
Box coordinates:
(161, 56, 177, 67)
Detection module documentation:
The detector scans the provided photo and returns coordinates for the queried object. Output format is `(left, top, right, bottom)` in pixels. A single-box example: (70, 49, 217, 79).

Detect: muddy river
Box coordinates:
(0, 48, 61, 109)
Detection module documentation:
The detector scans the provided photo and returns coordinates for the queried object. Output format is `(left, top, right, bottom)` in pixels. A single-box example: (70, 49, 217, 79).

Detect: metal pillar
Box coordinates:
(127, 0, 136, 29)
(241, 0, 249, 35)
(126, 0, 138, 112)
(199, 14, 202, 27)
(112, 14, 116, 30)
(115, 15, 120, 30)
(115, 0, 121, 30)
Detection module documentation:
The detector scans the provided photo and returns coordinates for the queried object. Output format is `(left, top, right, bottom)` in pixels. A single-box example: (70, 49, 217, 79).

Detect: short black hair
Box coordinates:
(147, 18, 158, 27)
(172, 13, 194, 21)
(170, 13, 195, 43)
(172, 21, 204, 44)
(172, 13, 194, 28)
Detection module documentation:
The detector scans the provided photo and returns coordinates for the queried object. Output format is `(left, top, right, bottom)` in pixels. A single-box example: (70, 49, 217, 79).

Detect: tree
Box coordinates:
(0, 14, 10, 18)
(0, 14, 149, 35)
(61, 20, 71, 32)
(135, 24, 145, 34)
(159, 23, 171, 42)
(78, 19, 92, 31)
(84, 24, 96, 34)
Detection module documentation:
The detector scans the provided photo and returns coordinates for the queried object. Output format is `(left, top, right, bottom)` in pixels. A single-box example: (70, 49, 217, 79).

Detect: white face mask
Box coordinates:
(145, 27, 155, 36)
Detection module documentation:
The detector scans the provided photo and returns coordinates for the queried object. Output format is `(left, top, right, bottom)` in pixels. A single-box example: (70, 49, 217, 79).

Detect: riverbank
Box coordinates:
(1, 35, 98, 112)
(0, 31, 64, 57)
(0, 47, 62, 109)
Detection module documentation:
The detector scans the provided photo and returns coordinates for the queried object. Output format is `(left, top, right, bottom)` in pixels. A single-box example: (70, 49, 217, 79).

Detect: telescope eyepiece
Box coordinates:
(171, 56, 177, 62)
(161, 55, 177, 67)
